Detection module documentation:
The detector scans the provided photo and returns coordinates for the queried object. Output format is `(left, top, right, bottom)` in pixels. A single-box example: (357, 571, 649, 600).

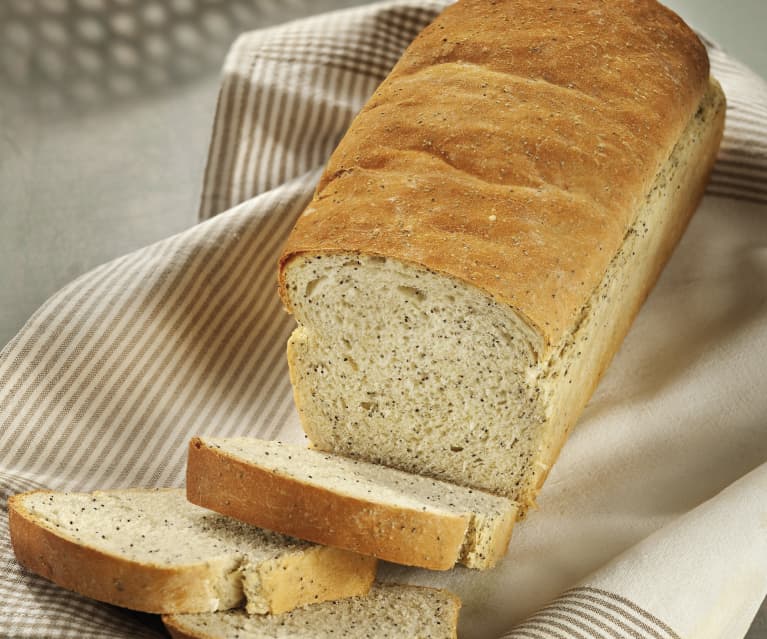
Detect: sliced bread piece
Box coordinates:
(187, 437, 517, 570)
(8, 488, 376, 614)
(164, 582, 460, 639)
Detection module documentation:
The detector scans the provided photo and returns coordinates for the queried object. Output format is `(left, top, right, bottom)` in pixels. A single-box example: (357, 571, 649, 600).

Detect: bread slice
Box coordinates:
(8, 488, 376, 615)
(187, 437, 517, 570)
(164, 583, 460, 639)
(278, 0, 725, 509)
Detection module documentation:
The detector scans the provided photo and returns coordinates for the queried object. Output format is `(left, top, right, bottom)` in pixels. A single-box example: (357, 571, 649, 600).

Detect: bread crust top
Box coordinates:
(279, 0, 709, 349)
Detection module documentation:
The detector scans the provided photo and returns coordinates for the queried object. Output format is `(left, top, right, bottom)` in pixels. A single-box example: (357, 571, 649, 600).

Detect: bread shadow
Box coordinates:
(546, 406, 767, 519)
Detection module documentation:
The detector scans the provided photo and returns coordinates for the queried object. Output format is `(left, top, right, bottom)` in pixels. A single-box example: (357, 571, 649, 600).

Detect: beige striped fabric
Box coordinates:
(505, 587, 681, 639)
(1, 1, 766, 637)
(198, 1, 444, 219)
(703, 35, 767, 204)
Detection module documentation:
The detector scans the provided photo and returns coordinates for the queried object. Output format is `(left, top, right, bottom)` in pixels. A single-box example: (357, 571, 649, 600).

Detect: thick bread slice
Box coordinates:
(187, 437, 517, 570)
(278, 0, 726, 507)
(164, 583, 460, 639)
(8, 488, 376, 614)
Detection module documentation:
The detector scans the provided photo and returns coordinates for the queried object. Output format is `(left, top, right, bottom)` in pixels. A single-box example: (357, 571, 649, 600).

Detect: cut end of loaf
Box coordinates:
(283, 254, 546, 501)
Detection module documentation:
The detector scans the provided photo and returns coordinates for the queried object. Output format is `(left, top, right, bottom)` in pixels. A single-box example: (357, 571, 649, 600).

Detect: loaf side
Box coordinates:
(529, 79, 725, 493)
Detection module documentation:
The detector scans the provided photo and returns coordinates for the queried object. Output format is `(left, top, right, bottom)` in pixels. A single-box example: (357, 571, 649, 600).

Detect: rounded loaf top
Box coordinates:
(280, 0, 710, 349)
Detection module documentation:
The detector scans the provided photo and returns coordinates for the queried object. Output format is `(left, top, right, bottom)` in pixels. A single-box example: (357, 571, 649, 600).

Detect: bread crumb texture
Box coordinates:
(10, 488, 376, 613)
(287, 254, 543, 499)
(164, 583, 460, 639)
(19, 488, 307, 565)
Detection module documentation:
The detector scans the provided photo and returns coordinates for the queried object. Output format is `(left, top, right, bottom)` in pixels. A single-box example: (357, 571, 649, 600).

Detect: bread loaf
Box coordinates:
(278, 0, 725, 508)
(8, 488, 376, 614)
(187, 436, 517, 570)
(164, 583, 460, 639)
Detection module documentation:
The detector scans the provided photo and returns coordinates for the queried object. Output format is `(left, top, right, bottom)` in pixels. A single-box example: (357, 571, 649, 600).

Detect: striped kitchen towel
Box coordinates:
(1, 1, 766, 638)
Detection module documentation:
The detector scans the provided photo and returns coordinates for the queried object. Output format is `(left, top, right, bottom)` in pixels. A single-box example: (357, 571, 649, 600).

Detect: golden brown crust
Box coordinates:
(279, 0, 710, 348)
(8, 491, 227, 614)
(186, 438, 469, 571)
(258, 546, 377, 615)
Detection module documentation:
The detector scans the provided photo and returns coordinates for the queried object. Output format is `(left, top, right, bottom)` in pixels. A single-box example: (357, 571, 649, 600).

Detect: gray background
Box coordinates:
(1, 1, 765, 636)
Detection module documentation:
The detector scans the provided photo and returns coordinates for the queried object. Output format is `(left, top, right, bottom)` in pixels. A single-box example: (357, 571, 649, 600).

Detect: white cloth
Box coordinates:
(1, 2, 766, 637)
